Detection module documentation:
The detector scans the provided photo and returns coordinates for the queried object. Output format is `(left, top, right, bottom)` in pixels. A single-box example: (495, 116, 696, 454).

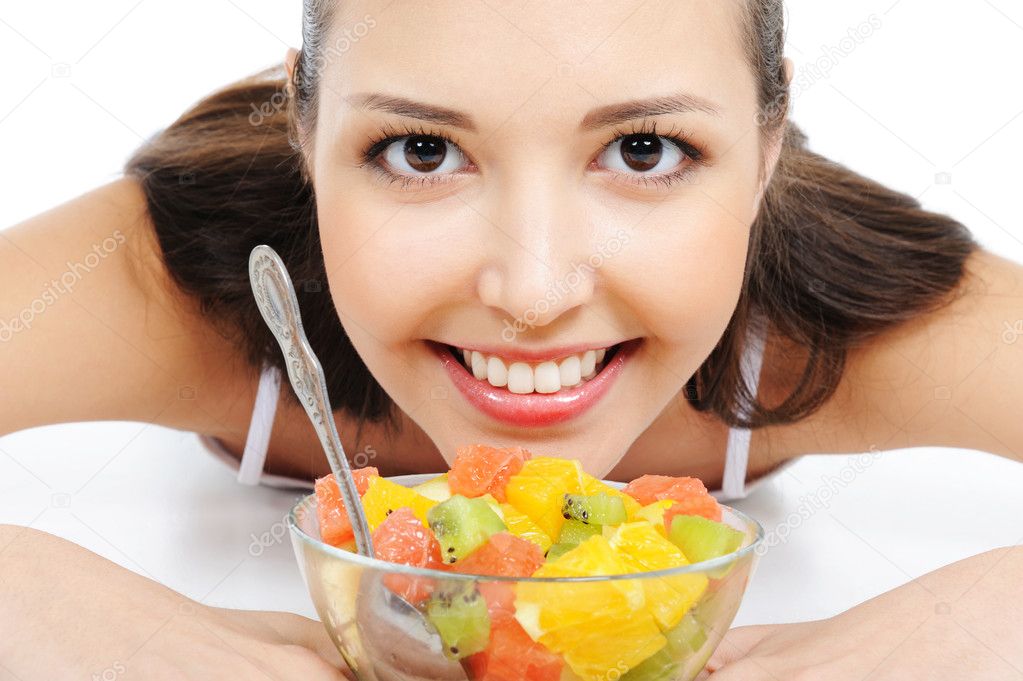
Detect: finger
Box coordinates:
(704, 624, 778, 672)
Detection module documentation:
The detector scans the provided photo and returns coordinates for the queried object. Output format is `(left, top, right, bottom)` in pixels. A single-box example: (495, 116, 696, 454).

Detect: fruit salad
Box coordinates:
(313, 445, 748, 681)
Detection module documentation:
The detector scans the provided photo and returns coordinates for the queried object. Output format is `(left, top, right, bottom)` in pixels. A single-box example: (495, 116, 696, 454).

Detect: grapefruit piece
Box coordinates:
(448, 444, 532, 502)
(452, 531, 545, 578)
(372, 506, 445, 604)
(314, 467, 379, 547)
(623, 475, 722, 522)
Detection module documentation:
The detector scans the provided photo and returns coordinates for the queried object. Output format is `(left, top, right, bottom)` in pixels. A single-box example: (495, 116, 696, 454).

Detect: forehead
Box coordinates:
(322, 0, 757, 133)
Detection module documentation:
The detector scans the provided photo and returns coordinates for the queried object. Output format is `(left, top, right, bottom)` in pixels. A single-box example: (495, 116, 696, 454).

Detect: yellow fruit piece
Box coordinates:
(499, 503, 553, 552)
(556, 614, 666, 681)
(580, 473, 643, 520)
(515, 535, 665, 681)
(478, 493, 506, 519)
(607, 521, 708, 630)
(520, 456, 587, 486)
(505, 457, 584, 538)
(410, 473, 452, 502)
(361, 476, 437, 531)
(633, 500, 677, 536)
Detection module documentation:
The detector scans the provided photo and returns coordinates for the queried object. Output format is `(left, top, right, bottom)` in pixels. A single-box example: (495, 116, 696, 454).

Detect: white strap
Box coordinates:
(720, 323, 767, 500)
(236, 364, 282, 486)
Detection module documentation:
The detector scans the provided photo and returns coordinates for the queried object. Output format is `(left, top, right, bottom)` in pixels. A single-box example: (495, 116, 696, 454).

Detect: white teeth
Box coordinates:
(580, 350, 596, 377)
(470, 351, 488, 380)
(533, 361, 561, 394)
(559, 355, 581, 387)
(507, 362, 534, 394)
(487, 356, 508, 387)
(455, 344, 618, 395)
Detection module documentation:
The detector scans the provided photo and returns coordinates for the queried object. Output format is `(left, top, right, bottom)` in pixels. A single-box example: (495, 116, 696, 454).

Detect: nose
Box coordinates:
(475, 169, 597, 329)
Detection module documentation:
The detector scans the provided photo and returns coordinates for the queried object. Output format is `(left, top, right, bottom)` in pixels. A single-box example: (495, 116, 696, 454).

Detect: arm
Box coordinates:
(706, 544, 1023, 679)
(0, 524, 348, 679)
(758, 248, 1023, 461)
(0, 178, 260, 440)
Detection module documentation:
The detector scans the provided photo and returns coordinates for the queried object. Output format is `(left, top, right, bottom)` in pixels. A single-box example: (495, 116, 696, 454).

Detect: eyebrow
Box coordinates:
(344, 89, 723, 133)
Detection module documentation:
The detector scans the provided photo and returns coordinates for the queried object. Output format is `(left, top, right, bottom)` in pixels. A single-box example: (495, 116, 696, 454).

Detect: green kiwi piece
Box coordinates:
(427, 494, 507, 564)
(425, 581, 491, 659)
(561, 493, 627, 525)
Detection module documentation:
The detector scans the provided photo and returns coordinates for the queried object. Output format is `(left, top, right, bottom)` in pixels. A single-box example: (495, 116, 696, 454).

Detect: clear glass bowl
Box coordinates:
(289, 474, 764, 681)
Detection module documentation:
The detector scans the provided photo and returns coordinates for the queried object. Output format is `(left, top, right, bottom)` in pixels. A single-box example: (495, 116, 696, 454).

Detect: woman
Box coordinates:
(1, 0, 1021, 678)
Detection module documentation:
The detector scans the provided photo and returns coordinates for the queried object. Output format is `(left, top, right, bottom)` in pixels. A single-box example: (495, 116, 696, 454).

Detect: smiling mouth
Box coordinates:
(447, 343, 624, 395)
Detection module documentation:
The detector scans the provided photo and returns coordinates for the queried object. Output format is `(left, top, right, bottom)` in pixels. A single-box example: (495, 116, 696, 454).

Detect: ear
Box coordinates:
(752, 135, 783, 216)
(285, 47, 300, 86)
(752, 57, 793, 212)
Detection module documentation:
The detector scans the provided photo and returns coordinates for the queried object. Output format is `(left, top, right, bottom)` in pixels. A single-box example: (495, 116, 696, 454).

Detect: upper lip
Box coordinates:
(437, 340, 631, 363)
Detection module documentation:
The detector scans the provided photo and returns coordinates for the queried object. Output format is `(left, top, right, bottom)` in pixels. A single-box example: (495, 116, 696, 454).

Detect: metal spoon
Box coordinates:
(248, 245, 468, 681)
(248, 244, 373, 557)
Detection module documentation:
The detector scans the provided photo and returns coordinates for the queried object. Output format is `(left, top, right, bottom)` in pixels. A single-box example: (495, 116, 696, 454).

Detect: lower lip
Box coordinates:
(433, 340, 639, 428)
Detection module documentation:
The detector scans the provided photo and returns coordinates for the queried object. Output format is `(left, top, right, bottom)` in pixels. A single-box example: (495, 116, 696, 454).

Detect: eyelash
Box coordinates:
(358, 119, 709, 191)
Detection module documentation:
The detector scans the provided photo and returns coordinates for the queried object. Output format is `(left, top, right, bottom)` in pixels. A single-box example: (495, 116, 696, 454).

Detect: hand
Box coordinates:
(704, 546, 1023, 680)
(0, 525, 350, 680)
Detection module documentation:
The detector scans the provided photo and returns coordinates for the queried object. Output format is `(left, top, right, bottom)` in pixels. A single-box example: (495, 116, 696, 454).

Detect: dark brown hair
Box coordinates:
(125, 0, 977, 432)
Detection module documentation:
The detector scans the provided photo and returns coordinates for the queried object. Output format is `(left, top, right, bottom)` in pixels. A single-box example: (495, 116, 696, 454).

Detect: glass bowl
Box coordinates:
(289, 474, 764, 681)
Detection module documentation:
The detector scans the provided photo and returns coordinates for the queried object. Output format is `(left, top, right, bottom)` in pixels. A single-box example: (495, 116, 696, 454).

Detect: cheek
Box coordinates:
(605, 180, 754, 352)
(316, 181, 467, 353)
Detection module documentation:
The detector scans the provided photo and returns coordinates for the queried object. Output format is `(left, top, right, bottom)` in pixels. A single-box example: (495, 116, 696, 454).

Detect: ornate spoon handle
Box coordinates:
(248, 245, 374, 558)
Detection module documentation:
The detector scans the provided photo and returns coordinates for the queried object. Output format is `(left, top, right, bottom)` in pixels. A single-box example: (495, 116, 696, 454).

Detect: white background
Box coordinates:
(1, 0, 1022, 641)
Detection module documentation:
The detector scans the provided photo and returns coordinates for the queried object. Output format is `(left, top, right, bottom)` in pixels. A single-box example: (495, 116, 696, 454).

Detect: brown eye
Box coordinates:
(597, 132, 686, 177)
(620, 134, 663, 172)
(403, 135, 447, 172)
(380, 134, 468, 177)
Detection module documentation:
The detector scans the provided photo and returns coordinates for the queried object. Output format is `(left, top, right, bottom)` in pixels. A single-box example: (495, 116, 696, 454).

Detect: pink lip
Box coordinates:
(432, 339, 639, 428)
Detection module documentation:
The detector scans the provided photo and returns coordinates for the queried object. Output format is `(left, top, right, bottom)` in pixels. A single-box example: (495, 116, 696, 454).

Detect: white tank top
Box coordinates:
(197, 323, 792, 500)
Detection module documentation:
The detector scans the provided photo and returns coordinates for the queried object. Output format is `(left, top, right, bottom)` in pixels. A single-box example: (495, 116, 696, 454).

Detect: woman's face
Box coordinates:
(309, 0, 774, 477)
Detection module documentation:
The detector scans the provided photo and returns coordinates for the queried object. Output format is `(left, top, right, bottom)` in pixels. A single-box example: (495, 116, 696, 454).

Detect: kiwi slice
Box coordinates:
(620, 647, 677, 681)
(425, 581, 491, 659)
(427, 494, 507, 564)
(668, 515, 745, 564)
(667, 612, 708, 654)
(561, 493, 627, 525)
(557, 518, 601, 545)
(544, 542, 576, 562)
(621, 614, 708, 681)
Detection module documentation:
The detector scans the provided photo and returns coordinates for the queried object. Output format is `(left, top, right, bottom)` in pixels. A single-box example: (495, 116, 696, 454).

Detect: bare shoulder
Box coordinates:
(0, 177, 259, 439)
(756, 248, 1023, 461)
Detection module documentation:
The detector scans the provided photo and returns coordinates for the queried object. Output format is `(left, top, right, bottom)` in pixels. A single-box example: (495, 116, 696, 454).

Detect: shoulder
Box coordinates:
(756, 248, 1023, 460)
